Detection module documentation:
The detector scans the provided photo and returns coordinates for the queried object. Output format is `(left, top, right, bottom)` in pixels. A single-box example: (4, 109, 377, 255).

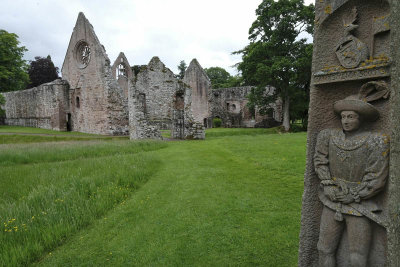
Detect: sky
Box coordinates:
(1, 0, 314, 76)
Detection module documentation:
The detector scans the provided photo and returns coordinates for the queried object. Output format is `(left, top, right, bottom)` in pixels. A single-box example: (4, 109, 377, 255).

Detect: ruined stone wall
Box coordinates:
(171, 82, 205, 140)
(112, 52, 133, 100)
(208, 86, 282, 128)
(62, 12, 128, 135)
(128, 84, 161, 140)
(134, 57, 178, 129)
(183, 59, 210, 125)
(3, 79, 69, 131)
(130, 56, 205, 140)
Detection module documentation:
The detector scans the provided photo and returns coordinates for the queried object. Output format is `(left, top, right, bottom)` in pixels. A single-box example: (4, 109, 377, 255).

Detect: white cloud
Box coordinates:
(1, 0, 315, 75)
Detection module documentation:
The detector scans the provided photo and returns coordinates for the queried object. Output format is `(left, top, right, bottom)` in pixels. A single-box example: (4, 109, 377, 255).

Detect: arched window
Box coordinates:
(75, 41, 91, 68)
(117, 63, 127, 77)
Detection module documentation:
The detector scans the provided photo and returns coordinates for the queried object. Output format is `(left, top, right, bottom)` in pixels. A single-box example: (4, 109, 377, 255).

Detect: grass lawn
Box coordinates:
(0, 126, 99, 135)
(0, 128, 306, 266)
(0, 126, 128, 144)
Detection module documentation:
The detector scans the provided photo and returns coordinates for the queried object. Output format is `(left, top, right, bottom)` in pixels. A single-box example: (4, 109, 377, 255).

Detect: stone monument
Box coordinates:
(299, 1, 400, 266)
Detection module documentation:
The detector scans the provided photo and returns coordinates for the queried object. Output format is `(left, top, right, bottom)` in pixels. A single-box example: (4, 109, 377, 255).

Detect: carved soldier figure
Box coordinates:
(314, 82, 390, 267)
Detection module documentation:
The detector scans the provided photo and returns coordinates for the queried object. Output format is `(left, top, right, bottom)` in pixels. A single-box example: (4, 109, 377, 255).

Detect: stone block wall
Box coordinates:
(134, 57, 180, 130)
(62, 12, 128, 135)
(112, 52, 133, 100)
(171, 84, 205, 140)
(2, 79, 69, 131)
(208, 86, 282, 128)
(130, 56, 205, 140)
(183, 59, 211, 125)
(129, 86, 161, 140)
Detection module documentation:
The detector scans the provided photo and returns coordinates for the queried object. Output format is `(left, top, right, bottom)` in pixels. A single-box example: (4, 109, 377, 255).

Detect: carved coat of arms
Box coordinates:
(336, 7, 369, 69)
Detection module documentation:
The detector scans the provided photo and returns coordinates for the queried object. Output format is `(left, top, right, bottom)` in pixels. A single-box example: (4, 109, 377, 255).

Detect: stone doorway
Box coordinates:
(67, 113, 72, 131)
(172, 92, 185, 139)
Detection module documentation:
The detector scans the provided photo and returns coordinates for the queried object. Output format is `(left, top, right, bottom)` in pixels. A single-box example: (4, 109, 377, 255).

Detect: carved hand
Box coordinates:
(323, 186, 338, 202)
(335, 192, 354, 204)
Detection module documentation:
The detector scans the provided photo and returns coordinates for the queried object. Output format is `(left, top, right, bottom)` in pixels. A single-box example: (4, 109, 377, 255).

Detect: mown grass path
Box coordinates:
(37, 133, 306, 266)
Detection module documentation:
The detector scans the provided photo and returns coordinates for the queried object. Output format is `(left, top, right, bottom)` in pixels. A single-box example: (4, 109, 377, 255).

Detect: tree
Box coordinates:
(177, 60, 187, 79)
(0, 93, 5, 116)
(27, 55, 59, 88)
(0, 30, 29, 92)
(235, 0, 314, 131)
(204, 66, 243, 89)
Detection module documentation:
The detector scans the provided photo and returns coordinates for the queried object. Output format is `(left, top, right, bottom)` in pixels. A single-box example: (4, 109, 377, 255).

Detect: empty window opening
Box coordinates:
(267, 108, 274, 117)
(138, 93, 146, 112)
(76, 96, 80, 108)
(117, 63, 127, 77)
(175, 92, 184, 110)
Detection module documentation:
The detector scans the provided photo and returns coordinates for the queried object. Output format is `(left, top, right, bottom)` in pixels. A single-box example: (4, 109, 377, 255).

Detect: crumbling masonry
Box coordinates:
(0, 12, 282, 139)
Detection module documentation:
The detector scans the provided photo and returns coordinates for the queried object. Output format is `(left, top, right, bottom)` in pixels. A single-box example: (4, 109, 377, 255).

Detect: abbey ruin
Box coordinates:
(0, 13, 282, 139)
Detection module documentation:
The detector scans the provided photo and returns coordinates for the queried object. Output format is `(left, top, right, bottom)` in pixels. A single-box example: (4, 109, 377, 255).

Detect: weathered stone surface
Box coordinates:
(133, 57, 178, 129)
(181, 59, 282, 129)
(299, 1, 398, 266)
(2, 79, 69, 131)
(62, 12, 128, 135)
(1, 11, 281, 137)
(183, 59, 211, 126)
(112, 52, 134, 99)
(208, 86, 282, 128)
(171, 83, 205, 140)
(130, 56, 204, 140)
(128, 86, 161, 140)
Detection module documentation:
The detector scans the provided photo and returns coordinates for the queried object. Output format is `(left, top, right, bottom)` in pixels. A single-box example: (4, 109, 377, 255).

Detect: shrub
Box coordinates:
(213, 118, 222, 128)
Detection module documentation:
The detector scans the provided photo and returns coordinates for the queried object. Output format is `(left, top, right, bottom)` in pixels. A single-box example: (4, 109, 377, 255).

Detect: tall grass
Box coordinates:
(205, 127, 281, 138)
(39, 132, 307, 266)
(1, 128, 307, 266)
(0, 140, 164, 166)
(0, 135, 128, 144)
(0, 126, 99, 136)
(0, 141, 166, 266)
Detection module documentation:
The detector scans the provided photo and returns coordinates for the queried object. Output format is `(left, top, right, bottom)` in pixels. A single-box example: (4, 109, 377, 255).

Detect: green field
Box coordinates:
(0, 126, 128, 144)
(0, 127, 306, 266)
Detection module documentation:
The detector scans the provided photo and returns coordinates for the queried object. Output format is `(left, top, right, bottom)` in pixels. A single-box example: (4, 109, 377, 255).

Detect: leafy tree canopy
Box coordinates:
(204, 66, 242, 89)
(235, 0, 314, 131)
(177, 60, 187, 79)
(0, 29, 29, 92)
(27, 55, 59, 88)
(0, 93, 5, 116)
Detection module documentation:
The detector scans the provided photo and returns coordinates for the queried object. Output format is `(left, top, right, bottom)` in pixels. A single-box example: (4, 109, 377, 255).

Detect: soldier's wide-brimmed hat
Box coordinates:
(333, 80, 390, 122)
(333, 95, 379, 121)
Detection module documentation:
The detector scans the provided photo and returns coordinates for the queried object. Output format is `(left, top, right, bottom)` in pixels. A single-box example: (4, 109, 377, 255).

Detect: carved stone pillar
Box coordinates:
(299, 0, 399, 266)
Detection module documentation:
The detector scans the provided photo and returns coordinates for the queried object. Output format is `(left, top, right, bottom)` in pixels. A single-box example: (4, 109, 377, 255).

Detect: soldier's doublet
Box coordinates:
(314, 129, 389, 216)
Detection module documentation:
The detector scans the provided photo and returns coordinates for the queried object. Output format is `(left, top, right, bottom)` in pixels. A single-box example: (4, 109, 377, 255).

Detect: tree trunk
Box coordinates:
(282, 95, 290, 132)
